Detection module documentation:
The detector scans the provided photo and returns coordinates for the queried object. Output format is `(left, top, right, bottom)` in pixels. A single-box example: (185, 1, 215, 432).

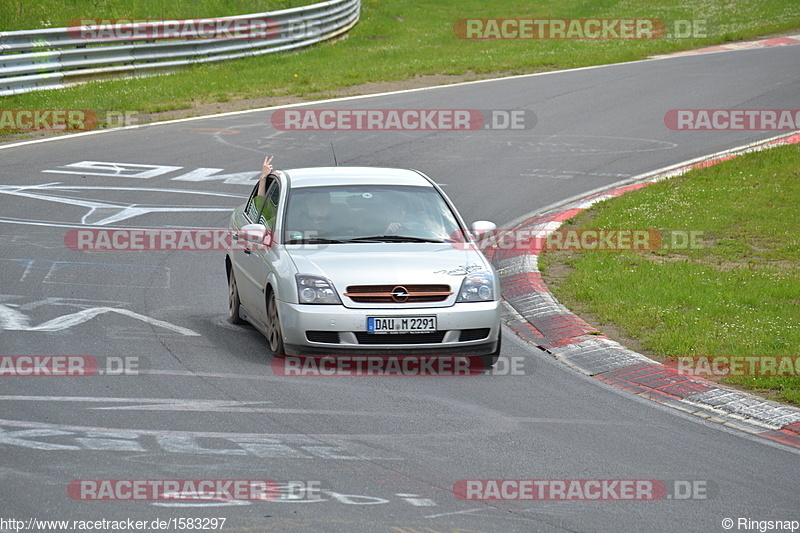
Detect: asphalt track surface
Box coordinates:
(1, 45, 799, 532)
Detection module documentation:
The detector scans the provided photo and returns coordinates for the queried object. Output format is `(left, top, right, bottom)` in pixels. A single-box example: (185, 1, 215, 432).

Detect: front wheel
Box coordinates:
(265, 290, 285, 355)
(228, 268, 245, 324)
(480, 331, 501, 369)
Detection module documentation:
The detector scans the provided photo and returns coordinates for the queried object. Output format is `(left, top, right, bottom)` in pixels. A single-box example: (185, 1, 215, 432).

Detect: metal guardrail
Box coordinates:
(0, 0, 360, 96)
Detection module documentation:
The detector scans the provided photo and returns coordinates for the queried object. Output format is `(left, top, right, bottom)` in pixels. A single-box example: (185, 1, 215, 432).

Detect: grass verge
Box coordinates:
(1, 1, 314, 31)
(2, 0, 800, 135)
(539, 142, 800, 405)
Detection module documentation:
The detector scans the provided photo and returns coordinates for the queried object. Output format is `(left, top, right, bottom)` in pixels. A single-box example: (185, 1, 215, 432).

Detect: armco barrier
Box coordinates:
(0, 0, 360, 96)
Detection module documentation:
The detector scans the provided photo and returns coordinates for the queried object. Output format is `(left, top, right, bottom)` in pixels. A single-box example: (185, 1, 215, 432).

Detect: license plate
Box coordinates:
(367, 316, 436, 334)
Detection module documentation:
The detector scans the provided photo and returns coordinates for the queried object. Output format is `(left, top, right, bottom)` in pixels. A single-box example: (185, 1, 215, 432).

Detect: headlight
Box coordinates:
(296, 274, 342, 304)
(457, 271, 495, 302)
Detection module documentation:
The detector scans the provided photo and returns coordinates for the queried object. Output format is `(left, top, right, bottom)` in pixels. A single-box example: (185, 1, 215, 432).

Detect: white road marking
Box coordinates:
(0, 395, 417, 418)
(19, 261, 34, 282)
(0, 418, 406, 458)
(0, 396, 272, 405)
(425, 508, 484, 518)
(323, 490, 389, 505)
(4, 258, 168, 287)
(0, 429, 81, 451)
(171, 168, 260, 185)
(151, 501, 249, 507)
(395, 493, 437, 506)
(43, 161, 182, 179)
(0, 295, 130, 311)
(92, 404, 408, 416)
(150, 489, 438, 508)
(41, 260, 170, 289)
(0, 304, 28, 330)
(0, 183, 242, 226)
(0, 303, 199, 335)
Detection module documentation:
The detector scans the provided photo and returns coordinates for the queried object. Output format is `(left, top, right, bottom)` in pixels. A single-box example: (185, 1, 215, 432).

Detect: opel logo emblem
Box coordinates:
(391, 286, 410, 302)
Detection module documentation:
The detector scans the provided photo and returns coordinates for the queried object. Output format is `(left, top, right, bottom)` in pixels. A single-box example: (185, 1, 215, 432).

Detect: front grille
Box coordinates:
(354, 332, 447, 344)
(345, 284, 452, 303)
(306, 331, 341, 344)
(459, 328, 491, 342)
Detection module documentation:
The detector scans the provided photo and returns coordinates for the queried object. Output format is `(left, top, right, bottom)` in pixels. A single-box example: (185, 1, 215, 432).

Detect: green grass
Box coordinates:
(539, 143, 800, 405)
(1, 1, 314, 31)
(1, 0, 800, 129)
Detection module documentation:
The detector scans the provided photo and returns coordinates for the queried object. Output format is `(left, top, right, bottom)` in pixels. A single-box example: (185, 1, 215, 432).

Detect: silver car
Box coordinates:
(225, 167, 502, 366)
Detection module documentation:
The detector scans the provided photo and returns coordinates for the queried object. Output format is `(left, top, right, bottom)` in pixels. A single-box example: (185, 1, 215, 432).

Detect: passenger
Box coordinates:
(257, 154, 275, 196)
(247, 155, 280, 229)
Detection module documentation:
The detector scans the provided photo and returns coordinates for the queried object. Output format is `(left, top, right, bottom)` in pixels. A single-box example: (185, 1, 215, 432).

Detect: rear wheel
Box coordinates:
(228, 269, 245, 324)
(266, 290, 285, 355)
(480, 332, 501, 369)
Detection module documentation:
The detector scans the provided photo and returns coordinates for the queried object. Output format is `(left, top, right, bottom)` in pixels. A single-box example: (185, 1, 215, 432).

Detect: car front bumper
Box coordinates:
(277, 300, 502, 356)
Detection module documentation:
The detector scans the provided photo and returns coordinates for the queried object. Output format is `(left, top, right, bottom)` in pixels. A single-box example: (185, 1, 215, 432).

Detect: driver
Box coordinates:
(286, 190, 341, 240)
(383, 201, 407, 234)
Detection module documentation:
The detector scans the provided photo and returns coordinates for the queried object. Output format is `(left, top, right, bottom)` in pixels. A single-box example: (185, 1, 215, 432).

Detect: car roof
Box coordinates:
(282, 167, 435, 189)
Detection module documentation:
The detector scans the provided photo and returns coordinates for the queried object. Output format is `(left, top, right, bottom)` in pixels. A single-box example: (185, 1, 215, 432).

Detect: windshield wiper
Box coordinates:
(286, 237, 346, 244)
(345, 235, 445, 243)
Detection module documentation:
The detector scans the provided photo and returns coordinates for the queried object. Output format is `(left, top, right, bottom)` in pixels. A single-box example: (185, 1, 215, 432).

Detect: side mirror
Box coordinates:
(470, 220, 496, 238)
(241, 223, 271, 246)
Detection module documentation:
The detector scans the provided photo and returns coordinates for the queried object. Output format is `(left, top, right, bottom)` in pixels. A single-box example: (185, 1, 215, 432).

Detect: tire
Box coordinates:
(228, 268, 245, 324)
(480, 331, 501, 369)
(265, 290, 285, 355)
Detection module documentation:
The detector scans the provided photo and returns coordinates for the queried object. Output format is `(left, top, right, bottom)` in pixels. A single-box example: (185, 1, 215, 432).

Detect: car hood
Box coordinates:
(285, 242, 491, 288)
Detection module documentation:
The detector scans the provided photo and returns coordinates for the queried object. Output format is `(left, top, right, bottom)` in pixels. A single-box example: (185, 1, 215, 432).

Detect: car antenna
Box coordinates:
(330, 143, 338, 166)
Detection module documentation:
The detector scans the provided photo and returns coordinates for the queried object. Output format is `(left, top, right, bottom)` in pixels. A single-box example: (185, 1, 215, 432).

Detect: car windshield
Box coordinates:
(283, 185, 465, 244)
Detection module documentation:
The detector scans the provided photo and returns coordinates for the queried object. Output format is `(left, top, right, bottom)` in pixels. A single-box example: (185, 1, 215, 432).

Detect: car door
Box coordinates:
(235, 178, 281, 325)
